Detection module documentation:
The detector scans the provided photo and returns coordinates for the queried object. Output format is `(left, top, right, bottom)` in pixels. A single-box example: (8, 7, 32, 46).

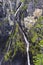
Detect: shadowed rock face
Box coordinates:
(0, 0, 43, 65)
(0, 22, 12, 50)
(27, 0, 43, 15)
(27, 1, 34, 16)
(34, 0, 43, 8)
(1, 51, 27, 65)
(0, 6, 3, 18)
(0, 5, 6, 18)
(12, 51, 27, 65)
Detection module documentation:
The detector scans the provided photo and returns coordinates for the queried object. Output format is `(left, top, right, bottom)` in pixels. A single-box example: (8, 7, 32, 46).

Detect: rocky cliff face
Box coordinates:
(0, 0, 43, 65)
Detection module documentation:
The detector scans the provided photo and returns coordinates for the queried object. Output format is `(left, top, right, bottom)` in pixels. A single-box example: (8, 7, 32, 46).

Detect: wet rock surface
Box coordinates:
(0, 0, 43, 65)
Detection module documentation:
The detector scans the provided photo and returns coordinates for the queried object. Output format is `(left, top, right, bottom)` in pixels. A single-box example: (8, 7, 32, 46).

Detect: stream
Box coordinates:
(0, 0, 30, 65)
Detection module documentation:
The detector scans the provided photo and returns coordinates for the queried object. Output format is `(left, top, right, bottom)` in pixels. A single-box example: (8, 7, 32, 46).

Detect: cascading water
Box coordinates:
(0, 0, 30, 65)
(6, 1, 30, 65)
(19, 27, 30, 65)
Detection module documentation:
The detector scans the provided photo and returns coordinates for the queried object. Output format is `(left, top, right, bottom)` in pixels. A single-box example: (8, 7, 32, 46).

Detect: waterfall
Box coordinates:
(19, 27, 30, 65)
(14, 2, 24, 17)
(27, 43, 30, 65)
(23, 32, 30, 65)
(16, 0, 20, 8)
(6, 1, 30, 65)
(0, 0, 30, 65)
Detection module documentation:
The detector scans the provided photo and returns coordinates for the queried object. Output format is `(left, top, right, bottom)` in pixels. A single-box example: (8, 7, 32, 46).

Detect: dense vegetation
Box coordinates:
(28, 16, 43, 65)
(0, 0, 43, 65)
(4, 23, 26, 61)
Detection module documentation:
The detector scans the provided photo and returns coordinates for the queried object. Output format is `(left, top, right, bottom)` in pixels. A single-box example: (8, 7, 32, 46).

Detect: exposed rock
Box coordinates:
(23, 16, 37, 30)
(27, 1, 34, 16)
(33, 8, 42, 18)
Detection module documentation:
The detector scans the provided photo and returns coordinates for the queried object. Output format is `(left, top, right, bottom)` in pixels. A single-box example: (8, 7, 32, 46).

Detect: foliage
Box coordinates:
(4, 23, 26, 61)
(4, 51, 12, 61)
(28, 16, 43, 65)
(33, 54, 43, 65)
(20, 0, 25, 2)
(22, 5, 27, 11)
(20, 4, 27, 20)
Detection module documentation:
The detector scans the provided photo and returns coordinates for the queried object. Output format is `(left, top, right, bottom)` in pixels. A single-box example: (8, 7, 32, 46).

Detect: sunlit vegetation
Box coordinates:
(0, 0, 43, 65)
(20, 0, 25, 2)
(28, 16, 43, 65)
(4, 23, 26, 61)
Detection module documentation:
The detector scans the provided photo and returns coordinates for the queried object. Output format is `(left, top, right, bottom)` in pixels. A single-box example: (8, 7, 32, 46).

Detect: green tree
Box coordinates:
(4, 23, 26, 61)
(28, 16, 43, 65)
